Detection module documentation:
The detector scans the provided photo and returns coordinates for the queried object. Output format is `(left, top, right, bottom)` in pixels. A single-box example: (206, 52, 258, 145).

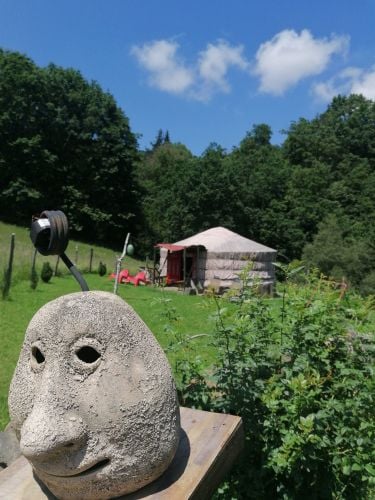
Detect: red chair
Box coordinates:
(119, 269, 129, 283)
(109, 269, 129, 283)
(126, 271, 147, 286)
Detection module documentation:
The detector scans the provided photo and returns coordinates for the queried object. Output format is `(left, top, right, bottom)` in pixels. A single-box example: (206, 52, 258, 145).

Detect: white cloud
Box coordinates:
(313, 66, 375, 101)
(351, 69, 375, 99)
(131, 40, 194, 94)
(312, 67, 359, 101)
(132, 32, 352, 101)
(131, 39, 250, 101)
(254, 29, 349, 95)
(197, 41, 249, 93)
(312, 81, 339, 102)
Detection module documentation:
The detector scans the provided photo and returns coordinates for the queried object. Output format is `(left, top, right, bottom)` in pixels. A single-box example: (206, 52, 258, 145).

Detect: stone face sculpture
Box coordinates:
(8, 291, 180, 499)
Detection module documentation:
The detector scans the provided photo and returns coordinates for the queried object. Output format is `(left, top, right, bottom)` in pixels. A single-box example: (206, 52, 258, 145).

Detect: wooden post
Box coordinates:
(153, 247, 156, 285)
(30, 248, 38, 290)
(196, 246, 200, 284)
(75, 245, 78, 264)
(183, 248, 186, 289)
(54, 255, 60, 276)
(89, 248, 94, 273)
(2, 233, 15, 299)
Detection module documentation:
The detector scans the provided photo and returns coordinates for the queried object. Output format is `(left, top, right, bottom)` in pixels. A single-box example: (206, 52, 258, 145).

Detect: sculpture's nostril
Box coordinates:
(65, 443, 75, 448)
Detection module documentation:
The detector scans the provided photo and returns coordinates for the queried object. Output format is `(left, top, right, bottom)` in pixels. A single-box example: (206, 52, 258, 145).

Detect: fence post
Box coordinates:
(2, 233, 15, 299)
(30, 248, 38, 289)
(89, 248, 94, 273)
(54, 255, 60, 276)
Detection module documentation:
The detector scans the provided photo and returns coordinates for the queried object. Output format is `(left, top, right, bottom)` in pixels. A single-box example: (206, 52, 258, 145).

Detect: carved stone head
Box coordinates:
(8, 291, 180, 499)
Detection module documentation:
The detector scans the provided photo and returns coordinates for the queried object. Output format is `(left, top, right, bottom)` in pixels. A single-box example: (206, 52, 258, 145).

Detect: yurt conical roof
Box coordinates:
(174, 226, 276, 259)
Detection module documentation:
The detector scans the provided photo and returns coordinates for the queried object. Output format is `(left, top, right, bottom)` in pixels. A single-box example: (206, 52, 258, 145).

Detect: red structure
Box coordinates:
(110, 269, 148, 286)
(154, 243, 200, 287)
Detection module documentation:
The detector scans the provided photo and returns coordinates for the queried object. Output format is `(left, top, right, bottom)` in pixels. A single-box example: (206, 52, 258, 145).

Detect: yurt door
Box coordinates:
(167, 251, 182, 283)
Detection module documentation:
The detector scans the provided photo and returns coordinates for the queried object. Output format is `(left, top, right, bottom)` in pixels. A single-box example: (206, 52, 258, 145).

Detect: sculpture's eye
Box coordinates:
(76, 346, 101, 364)
(72, 338, 103, 372)
(32, 346, 45, 364)
(31, 345, 46, 371)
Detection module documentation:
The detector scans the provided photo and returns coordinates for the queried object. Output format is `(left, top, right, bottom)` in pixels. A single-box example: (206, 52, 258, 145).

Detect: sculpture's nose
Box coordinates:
(21, 410, 87, 460)
(20, 377, 87, 459)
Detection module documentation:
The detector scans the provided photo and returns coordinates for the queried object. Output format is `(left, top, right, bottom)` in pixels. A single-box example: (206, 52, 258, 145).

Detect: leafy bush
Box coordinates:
(98, 261, 107, 276)
(41, 262, 53, 283)
(177, 266, 375, 499)
(303, 214, 375, 295)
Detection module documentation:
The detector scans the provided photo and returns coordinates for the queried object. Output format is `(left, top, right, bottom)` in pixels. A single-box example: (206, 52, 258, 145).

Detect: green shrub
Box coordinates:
(41, 262, 53, 283)
(177, 266, 375, 499)
(98, 261, 107, 277)
(303, 214, 375, 295)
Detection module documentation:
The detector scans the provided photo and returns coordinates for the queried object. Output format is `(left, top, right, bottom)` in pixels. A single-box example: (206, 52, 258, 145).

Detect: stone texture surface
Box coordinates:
(8, 291, 180, 500)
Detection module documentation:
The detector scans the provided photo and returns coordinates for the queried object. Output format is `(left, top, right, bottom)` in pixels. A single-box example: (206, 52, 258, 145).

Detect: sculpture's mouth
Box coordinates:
(41, 458, 110, 478)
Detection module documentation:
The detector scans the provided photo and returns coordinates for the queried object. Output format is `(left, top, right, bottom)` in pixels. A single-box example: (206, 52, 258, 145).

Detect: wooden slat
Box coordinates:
(0, 456, 46, 499)
(0, 407, 243, 500)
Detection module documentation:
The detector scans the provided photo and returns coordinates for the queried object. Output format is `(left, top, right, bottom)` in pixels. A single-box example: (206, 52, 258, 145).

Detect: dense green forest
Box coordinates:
(1, 49, 375, 293)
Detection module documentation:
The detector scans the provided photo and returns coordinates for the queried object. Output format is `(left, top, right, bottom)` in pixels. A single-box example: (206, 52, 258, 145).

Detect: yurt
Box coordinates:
(155, 227, 276, 293)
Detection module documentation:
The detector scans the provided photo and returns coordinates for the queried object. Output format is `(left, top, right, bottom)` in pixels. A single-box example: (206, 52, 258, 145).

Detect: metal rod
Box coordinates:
(114, 232, 130, 295)
(61, 253, 89, 291)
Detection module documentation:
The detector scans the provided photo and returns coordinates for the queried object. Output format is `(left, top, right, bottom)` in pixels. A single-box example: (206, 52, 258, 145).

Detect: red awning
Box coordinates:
(154, 243, 186, 252)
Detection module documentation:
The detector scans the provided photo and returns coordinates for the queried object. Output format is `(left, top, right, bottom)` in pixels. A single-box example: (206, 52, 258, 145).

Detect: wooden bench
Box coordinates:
(0, 407, 243, 499)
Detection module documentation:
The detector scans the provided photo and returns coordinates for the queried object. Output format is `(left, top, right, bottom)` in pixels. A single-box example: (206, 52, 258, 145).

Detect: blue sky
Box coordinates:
(0, 0, 374, 154)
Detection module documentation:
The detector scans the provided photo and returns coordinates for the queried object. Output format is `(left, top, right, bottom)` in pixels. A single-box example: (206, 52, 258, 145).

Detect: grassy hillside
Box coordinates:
(0, 221, 144, 282)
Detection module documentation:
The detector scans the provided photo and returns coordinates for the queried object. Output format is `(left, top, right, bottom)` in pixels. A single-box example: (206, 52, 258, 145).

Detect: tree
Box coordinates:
(151, 129, 164, 150)
(135, 142, 196, 251)
(224, 125, 292, 253)
(0, 50, 47, 221)
(284, 94, 375, 171)
(0, 49, 139, 248)
(190, 143, 235, 232)
(282, 94, 375, 271)
(249, 123, 272, 146)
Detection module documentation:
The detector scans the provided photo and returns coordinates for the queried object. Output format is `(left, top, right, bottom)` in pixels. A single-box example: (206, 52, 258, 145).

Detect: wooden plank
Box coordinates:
(0, 407, 243, 500)
(0, 456, 46, 499)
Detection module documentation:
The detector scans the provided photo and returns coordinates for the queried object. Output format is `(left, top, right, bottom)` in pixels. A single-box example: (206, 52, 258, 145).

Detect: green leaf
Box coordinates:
(365, 464, 375, 476)
(343, 465, 351, 475)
